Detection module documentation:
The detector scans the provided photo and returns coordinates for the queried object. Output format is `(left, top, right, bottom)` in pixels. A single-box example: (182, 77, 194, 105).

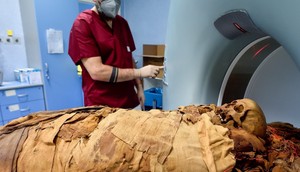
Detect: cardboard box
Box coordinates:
(143, 44, 165, 56)
(142, 44, 165, 79)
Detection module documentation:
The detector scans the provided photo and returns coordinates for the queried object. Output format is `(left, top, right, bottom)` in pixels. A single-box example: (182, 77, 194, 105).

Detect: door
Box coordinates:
(33, 0, 83, 110)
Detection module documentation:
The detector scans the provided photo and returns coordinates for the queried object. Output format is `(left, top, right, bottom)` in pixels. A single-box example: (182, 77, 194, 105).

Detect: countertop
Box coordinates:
(0, 81, 43, 91)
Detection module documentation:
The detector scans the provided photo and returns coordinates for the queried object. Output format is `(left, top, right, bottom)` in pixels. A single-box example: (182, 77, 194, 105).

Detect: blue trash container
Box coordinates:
(144, 87, 163, 110)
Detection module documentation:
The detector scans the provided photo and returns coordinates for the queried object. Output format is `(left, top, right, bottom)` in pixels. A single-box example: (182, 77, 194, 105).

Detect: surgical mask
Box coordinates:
(96, 0, 121, 19)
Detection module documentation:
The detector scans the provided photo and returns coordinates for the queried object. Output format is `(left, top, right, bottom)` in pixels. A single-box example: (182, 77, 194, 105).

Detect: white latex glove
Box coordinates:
(140, 65, 163, 78)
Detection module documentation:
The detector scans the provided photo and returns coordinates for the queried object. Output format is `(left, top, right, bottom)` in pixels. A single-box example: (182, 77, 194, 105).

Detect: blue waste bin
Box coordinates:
(144, 87, 163, 110)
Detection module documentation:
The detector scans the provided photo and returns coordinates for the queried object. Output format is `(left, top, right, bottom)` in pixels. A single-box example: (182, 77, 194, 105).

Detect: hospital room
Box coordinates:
(0, 0, 299, 171)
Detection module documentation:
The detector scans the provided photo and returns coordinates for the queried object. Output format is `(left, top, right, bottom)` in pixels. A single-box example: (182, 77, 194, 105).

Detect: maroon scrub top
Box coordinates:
(68, 10, 139, 108)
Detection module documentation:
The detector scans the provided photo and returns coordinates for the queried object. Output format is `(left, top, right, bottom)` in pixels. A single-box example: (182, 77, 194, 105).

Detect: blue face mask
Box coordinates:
(96, 0, 121, 19)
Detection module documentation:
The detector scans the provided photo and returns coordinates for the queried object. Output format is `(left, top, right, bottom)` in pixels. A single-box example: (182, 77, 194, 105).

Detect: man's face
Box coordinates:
(95, 0, 121, 19)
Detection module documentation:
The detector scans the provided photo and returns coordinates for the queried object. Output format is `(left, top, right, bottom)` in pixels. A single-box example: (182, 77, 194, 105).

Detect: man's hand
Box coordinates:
(140, 65, 164, 78)
(136, 86, 145, 110)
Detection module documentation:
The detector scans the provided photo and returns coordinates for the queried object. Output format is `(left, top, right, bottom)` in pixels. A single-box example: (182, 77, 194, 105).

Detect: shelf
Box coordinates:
(145, 77, 163, 81)
(142, 55, 164, 58)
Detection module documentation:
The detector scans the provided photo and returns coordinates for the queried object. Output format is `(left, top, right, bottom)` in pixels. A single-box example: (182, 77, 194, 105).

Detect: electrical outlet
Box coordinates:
(4, 37, 12, 44)
(12, 37, 21, 44)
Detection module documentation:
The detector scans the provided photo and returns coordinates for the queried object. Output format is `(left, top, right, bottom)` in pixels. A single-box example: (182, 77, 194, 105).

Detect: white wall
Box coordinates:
(122, 0, 170, 64)
(19, 0, 42, 69)
(0, 0, 28, 81)
(122, 0, 170, 90)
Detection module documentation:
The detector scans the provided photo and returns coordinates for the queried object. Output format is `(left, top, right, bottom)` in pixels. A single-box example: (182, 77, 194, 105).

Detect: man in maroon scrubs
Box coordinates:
(69, 0, 161, 109)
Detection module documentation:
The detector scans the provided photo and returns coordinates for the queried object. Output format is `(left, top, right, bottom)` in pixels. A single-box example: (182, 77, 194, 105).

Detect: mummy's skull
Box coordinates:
(217, 98, 267, 138)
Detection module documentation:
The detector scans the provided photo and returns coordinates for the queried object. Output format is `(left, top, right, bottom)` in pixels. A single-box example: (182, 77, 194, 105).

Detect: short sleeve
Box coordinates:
(68, 18, 99, 65)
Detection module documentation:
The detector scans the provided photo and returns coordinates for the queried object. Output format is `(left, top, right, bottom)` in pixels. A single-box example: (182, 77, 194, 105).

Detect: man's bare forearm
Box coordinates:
(116, 68, 140, 82)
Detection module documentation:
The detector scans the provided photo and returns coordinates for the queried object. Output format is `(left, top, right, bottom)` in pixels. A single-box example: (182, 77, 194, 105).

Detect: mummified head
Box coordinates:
(216, 98, 267, 138)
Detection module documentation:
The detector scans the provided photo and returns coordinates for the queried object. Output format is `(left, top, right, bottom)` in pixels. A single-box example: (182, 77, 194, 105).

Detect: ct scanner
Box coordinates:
(163, 1, 300, 127)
